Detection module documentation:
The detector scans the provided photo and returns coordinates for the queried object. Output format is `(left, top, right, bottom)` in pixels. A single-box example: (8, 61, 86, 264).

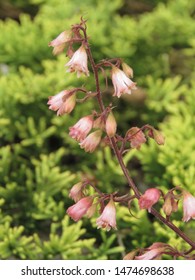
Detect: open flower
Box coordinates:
(111, 66, 137, 98)
(48, 30, 71, 55)
(96, 198, 117, 231)
(67, 196, 93, 221)
(47, 90, 76, 115)
(139, 188, 161, 212)
(79, 130, 102, 153)
(182, 191, 195, 222)
(135, 243, 168, 260)
(65, 45, 89, 77)
(69, 115, 93, 142)
(127, 127, 146, 149)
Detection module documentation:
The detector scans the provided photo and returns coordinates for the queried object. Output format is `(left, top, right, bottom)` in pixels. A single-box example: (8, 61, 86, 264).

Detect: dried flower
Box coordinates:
(79, 130, 102, 153)
(127, 127, 146, 149)
(139, 188, 161, 212)
(48, 30, 71, 55)
(111, 66, 137, 98)
(69, 115, 94, 142)
(66, 196, 93, 221)
(65, 45, 89, 77)
(105, 112, 117, 137)
(182, 191, 195, 222)
(96, 198, 117, 231)
(47, 90, 76, 115)
(69, 182, 84, 202)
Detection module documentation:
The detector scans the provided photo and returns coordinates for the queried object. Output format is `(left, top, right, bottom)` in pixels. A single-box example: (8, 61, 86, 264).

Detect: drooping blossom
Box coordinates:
(69, 115, 93, 142)
(66, 196, 93, 222)
(65, 45, 89, 77)
(96, 198, 117, 231)
(111, 66, 137, 98)
(139, 188, 161, 212)
(127, 127, 146, 149)
(47, 90, 76, 116)
(79, 130, 102, 153)
(135, 243, 168, 260)
(105, 112, 117, 137)
(48, 30, 71, 55)
(69, 182, 84, 202)
(182, 191, 195, 222)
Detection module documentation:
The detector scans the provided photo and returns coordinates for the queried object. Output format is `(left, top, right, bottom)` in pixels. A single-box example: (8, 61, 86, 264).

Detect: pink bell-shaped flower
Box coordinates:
(47, 90, 76, 116)
(111, 66, 137, 98)
(69, 115, 93, 142)
(48, 30, 71, 55)
(79, 130, 102, 153)
(65, 45, 89, 77)
(182, 191, 195, 222)
(139, 188, 161, 212)
(67, 196, 93, 222)
(96, 198, 117, 231)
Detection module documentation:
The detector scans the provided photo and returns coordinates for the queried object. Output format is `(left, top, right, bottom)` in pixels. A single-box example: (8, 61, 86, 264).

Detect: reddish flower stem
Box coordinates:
(82, 27, 195, 250)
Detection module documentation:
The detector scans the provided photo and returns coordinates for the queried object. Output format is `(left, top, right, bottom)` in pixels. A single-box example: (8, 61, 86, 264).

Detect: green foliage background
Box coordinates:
(0, 0, 195, 259)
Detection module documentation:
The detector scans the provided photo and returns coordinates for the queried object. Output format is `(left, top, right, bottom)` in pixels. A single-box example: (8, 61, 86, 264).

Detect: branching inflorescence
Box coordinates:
(47, 18, 195, 260)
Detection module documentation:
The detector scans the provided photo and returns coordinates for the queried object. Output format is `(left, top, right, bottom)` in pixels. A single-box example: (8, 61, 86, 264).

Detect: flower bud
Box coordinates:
(69, 182, 84, 202)
(162, 195, 178, 216)
(105, 112, 117, 137)
(122, 62, 133, 78)
(148, 128, 165, 145)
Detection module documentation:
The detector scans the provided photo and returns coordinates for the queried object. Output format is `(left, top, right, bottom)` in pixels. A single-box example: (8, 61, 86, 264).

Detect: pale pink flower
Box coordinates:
(135, 243, 167, 260)
(79, 130, 102, 153)
(48, 30, 71, 55)
(69, 115, 93, 142)
(65, 45, 89, 77)
(47, 90, 76, 116)
(106, 112, 117, 137)
(96, 199, 117, 231)
(69, 182, 84, 202)
(111, 66, 137, 98)
(127, 127, 146, 149)
(139, 188, 161, 212)
(66, 196, 93, 222)
(182, 191, 195, 222)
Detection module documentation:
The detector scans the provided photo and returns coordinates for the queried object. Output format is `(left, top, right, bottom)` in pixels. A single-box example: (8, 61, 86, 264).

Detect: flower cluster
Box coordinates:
(66, 182, 117, 230)
(47, 18, 195, 259)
